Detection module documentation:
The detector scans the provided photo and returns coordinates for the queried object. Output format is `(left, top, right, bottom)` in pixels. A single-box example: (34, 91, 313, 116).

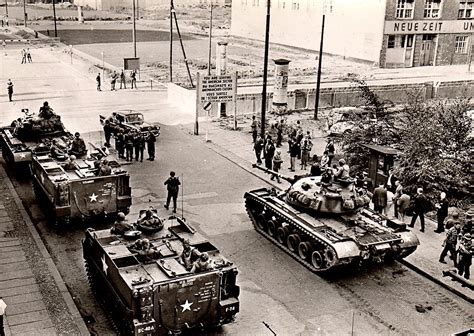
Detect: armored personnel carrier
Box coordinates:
(83, 214, 240, 335)
(0, 108, 69, 168)
(244, 166, 419, 272)
(31, 146, 132, 225)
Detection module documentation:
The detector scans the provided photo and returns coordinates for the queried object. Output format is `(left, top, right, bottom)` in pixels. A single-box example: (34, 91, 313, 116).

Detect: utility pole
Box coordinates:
(260, 0, 271, 138)
(23, 0, 26, 27)
(52, 0, 58, 38)
(169, 0, 173, 82)
(132, 0, 137, 58)
(4, 0, 8, 17)
(136, 0, 139, 20)
(207, 0, 213, 76)
(314, 14, 325, 120)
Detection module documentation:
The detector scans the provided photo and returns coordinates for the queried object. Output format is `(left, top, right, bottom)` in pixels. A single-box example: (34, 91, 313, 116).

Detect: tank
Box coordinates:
(0, 108, 69, 168)
(30, 145, 132, 225)
(244, 165, 419, 272)
(82, 213, 240, 336)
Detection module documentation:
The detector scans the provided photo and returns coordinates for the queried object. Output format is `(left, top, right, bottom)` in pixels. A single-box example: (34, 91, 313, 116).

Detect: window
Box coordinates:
(424, 0, 441, 18)
(292, 1, 300, 10)
(455, 36, 469, 53)
(401, 35, 414, 48)
(388, 35, 396, 48)
(396, 0, 414, 18)
(458, 1, 473, 18)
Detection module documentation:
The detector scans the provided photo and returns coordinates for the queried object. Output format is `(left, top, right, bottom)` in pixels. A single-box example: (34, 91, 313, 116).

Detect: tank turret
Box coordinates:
(245, 165, 419, 272)
(252, 164, 371, 214)
(14, 108, 66, 141)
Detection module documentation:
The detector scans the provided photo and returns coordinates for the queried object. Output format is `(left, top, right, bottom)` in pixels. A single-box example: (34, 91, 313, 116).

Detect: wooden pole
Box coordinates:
(194, 72, 200, 135)
(207, 1, 213, 76)
(172, 4, 194, 88)
(314, 14, 325, 120)
(233, 72, 238, 130)
(52, 0, 58, 38)
(132, 0, 137, 58)
(169, 0, 173, 82)
(23, 0, 27, 27)
(260, 0, 271, 138)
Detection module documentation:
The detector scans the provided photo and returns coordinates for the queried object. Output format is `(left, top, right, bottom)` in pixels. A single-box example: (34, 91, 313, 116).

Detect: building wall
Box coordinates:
(74, 0, 228, 10)
(231, 0, 387, 63)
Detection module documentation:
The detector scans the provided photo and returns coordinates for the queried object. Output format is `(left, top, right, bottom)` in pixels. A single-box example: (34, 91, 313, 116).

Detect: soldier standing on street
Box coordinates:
(6, 79, 13, 102)
(251, 115, 258, 143)
(110, 71, 118, 91)
(164, 171, 181, 213)
(134, 132, 145, 162)
(125, 131, 134, 162)
(115, 129, 125, 159)
(0, 297, 6, 336)
(146, 131, 156, 161)
(119, 69, 127, 89)
(96, 73, 101, 91)
(103, 119, 113, 147)
(130, 70, 137, 89)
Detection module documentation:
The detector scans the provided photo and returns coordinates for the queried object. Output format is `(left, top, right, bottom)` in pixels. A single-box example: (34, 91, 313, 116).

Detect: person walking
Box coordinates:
(254, 135, 264, 165)
(372, 183, 387, 214)
(439, 217, 461, 267)
(0, 297, 6, 336)
(264, 137, 275, 170)
(435, 192, 449, 233)
(457, 233, 472, 280)
(385, 169, 398, 193)
(300, 136, 312, 170)
(164, 171, 181, 213)
(250, 116, 258, 143)
(110, 71, 118, 91)
(392, 180, 403, 218)
(6, 79, 13, 102)
(325, 139, 335, 166)
(276, 119, 284, 147)
(396, 193, 411, 223)
(20, 48, 26, 64)
(409, 188, 430, 232)
(103, 119, 113, 147)
(96, 73, 101, 91)
(130, 70, 137, 89)
(146, 131, 156, 161)
(119, 70, 127, 89)
(270, 150, 283, 183)
(26, 48, 32, 63)
(134, 132, 145, 162)
(289, 137, 299, 172)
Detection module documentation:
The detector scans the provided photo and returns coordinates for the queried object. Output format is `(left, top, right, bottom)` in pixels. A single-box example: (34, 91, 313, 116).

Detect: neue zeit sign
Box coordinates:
(200, 75, 235, 103)
(385, 20, 474, 35)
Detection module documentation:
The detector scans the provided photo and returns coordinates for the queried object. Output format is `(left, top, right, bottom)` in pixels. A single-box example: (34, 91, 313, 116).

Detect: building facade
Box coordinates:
(74, 0, 229, 11)
(231, 0, 474, 68)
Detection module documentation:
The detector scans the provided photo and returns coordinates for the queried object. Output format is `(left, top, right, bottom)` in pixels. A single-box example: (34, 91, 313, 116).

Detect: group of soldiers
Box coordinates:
(103, 119, 156, 162)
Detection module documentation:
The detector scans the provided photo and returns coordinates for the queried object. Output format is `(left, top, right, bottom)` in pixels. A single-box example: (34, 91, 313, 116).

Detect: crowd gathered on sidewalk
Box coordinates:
(250, 116, 473, 280)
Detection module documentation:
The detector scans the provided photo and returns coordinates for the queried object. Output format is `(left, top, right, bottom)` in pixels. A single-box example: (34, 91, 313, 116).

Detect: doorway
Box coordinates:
(420, 34, 436, 66)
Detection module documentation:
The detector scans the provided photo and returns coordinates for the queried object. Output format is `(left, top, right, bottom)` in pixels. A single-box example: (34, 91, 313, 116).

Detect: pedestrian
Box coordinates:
(110, 71, 118, 91)
(6, 79, 13, 102)
(164, 171, 181, 213)
(325, 138, 335, 166)
(310, 155, 322, 176)
(289, 137, 299, 172)
(146, 131, 156, 161)
(385, 169, 398, 193)
(264, 136, 275, 170)
(20, 48, 26, 64)
(130, 70, 137, 89)
(435, 192, 449, 233)
(296, 128, 303, 160)
(457, 233, 472, 280)
(320, 150, 329, 169)
(119, 69, 126, 89)
(26, 48, 32, 63)
(0, 297, 6, 336)
(250, 115, 258, 143)
(409, 187, 430, 232)
(254, 135, 264, 165)
(300, 136, 312, 170)
(439, 217, 461, 267)
(96, 73, 101, 91)
(372, 183, 387, 214)
(103, 119, 113, 147)
(396, 193, 411, 223)
(125, 131, 134, 162)
(115, 129, 125, 159)
(134, 132, 145, 162)
(270, 150, 283, 183)
(276, 119, 284, 147)
(392, 180, 403, 218)
(5, 17, 8, 27)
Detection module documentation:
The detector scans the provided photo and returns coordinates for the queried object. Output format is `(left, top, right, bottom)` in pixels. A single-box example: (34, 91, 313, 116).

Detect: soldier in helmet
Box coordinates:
(179, 239, 200, 270)
(98, 159, 112, 176)
(112, 212, 133, 235)
(69, 132, 87, 157)
(63, 155, 77, 171)
(191, 252, 214, 273)
(137, 208, 163, 230)
(50, 139, 67, 160)
(38, 101, 54, 119)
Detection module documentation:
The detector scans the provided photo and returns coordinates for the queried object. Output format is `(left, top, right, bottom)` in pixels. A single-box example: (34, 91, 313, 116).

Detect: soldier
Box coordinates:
(439, 216, 461, 267)
(96, 73, 101, 91)
(164, 171, 180, 213)
(103, 119, 114, 147)
(69, 132, 87, 157)
(137, 208, 162, 228)
(115, 129, 125, 159)
(264, 136, 275, 170)
(50, 139, 67, 160)
(130, 70, 137, 89)
(26, 48, 32, 63)
(125, 131, 134, 162)
(146, 131, 156, 161)
(190, 252, 214, 273)
(111, 212, 133, 235)
(110, 71, 118, 91)
(310, 155, 322, 177)
(6, 79, 13, 102)
(38, 101, 54, 119)
(133, 132, 145, 162)
(63, 155, 77, 171)
(20, 48, 26, 64)
(457, 233, 472, 279)
(98, 159, 112, 176)
(250, 115, 258, 143)
(179, 240, 200, 270)
(119, 69, 127, 89)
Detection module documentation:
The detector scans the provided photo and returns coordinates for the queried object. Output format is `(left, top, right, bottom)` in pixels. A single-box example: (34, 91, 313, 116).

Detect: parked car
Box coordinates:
(99, 110, 160, 137)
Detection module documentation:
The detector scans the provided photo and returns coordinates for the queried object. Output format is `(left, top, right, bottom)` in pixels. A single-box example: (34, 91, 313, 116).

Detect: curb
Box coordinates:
(0, 165, 90, 335)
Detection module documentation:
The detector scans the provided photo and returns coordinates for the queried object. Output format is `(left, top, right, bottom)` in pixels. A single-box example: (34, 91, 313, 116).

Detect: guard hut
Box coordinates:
(363, 144, 399, 189)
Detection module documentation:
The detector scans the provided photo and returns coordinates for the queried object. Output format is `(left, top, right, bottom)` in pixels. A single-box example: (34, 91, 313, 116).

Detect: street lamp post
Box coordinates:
(52, 0, 58, 38)
(23, 0, 27, 27)
(207, 0, 213, 76)
(260, 0, 271, 138)
(314, 14, 325, 120)
(132, 0, 137, 58)
(4, 0, 8, 17)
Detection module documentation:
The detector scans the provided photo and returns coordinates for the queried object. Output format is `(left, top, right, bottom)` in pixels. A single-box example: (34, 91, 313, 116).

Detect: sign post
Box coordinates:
(195, 72, 201, 135)
(232, 72, 238, 130)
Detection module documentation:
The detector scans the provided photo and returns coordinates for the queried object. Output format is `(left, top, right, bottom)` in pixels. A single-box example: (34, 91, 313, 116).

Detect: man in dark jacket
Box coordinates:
(134, 132, 145, 162)
(372, 183, 387, 214)
(164, 171, 181, 213)
(409, 188, 430, 232)
(103, 120, 114, 147)
(264, 137, 275, 170)
(146, 131, 156, 161)
(254, 135, 264, 165)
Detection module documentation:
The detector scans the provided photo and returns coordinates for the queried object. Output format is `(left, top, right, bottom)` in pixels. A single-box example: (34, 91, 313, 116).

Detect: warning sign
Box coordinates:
(200, 75, 235, 103)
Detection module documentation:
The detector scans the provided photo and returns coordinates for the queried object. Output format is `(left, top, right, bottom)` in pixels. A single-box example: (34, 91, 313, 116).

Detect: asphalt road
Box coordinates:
(2, 44, 473, 335)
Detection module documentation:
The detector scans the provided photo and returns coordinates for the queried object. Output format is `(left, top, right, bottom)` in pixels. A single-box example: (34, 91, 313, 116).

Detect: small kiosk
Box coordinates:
(363, 144, 399, 188)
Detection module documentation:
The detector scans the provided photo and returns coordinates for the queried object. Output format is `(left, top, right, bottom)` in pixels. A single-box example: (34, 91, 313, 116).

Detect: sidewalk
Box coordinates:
(181, 119, 474, 304)
(0, 166, 89, 335)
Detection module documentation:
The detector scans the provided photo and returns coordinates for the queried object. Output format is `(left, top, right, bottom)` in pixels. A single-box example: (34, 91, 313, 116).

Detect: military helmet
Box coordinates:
(117, 212, 126, 220)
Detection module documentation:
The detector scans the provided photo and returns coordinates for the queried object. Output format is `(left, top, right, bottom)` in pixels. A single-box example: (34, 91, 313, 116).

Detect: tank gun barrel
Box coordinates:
(252, 164, 297, 183)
